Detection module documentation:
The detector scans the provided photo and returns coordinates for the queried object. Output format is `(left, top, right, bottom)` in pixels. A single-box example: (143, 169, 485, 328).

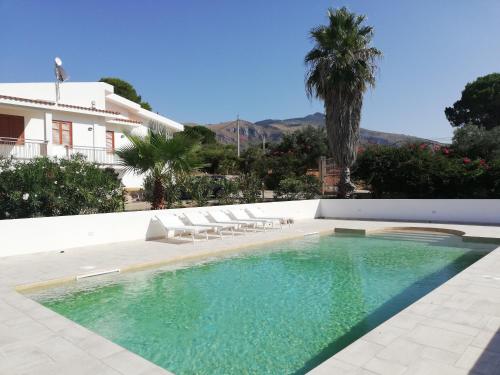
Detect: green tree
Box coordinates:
(445, 73, 500, 130)
(100, 77, 152, 110)
(274, 126, 327, 170)
(182, 125, 217, 144)
(116, 127, 201, 210)
(305, 7, 381, 198)
(452, 124, 500, 160)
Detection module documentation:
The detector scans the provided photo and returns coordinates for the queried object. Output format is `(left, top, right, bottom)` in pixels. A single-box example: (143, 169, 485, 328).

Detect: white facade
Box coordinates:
(0, 82, 184, 188)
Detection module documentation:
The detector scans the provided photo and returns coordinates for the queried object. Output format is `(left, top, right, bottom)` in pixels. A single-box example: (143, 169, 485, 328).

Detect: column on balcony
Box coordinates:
(43, 112, 53, 157)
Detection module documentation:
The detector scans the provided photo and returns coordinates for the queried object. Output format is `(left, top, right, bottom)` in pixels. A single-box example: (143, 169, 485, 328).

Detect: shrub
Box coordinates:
(143, 172, 185, 209)
(301, 175, 322, 199)
(214, 178, 240, 205)
(238, 173, 262, 203)
(0, 156, 124, 219)
(186, 175, 213, 207)
(275, 175, 321, 200)
(353, 144, 500, 198)
(275, 177, 302, 200)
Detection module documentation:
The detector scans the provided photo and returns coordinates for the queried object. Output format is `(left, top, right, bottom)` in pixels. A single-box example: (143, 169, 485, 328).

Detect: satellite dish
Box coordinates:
(54, 57, 69, 82)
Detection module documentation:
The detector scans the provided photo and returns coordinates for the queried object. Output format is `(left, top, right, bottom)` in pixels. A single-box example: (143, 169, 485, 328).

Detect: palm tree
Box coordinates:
(116, 126, 201, 209)
(305, 7, 381, 198)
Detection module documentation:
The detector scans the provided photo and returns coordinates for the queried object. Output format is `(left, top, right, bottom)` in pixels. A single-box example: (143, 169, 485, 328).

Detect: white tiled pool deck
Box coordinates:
(1, 219, 500, 375)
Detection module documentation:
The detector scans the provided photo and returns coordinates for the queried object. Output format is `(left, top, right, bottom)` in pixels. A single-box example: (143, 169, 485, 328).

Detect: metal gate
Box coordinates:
(319, 156, 340, 194)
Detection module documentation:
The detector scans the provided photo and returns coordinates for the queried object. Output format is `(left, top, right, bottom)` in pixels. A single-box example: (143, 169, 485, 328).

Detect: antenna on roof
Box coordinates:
(54, 57, 69, 103)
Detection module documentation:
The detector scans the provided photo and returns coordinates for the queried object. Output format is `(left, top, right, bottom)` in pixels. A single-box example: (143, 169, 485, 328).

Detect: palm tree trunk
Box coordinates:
(325, 90, 361, 199)
(338, 166, 355, 198)
(152, 177, 165, 210)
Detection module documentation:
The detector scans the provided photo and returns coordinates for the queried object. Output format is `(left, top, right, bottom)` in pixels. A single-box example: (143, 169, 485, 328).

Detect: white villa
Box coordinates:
(0, 82, 184, 187)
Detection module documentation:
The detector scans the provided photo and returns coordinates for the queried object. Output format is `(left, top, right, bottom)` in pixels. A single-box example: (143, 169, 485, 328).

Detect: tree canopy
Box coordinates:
(100, 77, 152, 111)
(445, 73, 500, 130)
(116, 128, 201, 209)
(182, 125, 217, 145)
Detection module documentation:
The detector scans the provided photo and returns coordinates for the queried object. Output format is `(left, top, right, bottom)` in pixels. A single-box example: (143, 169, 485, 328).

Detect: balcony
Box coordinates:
(0, 138, 120, 165)
(0, 137, 47, 159)
(65, 146, 121, 165)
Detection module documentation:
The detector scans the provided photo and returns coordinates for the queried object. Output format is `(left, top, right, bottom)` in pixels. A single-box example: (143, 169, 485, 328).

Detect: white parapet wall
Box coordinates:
(319, 199, 500, 225)
(0, 200, 321, 258)
(1, 199, 499, 258)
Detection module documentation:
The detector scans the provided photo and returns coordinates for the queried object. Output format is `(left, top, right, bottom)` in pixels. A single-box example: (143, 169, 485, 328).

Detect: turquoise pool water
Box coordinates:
(28, 232, 494, 375)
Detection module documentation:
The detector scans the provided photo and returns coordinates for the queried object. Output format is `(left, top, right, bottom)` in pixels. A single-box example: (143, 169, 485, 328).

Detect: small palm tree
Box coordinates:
(305, 7, 381, 198)
(116, 127, 201, 209)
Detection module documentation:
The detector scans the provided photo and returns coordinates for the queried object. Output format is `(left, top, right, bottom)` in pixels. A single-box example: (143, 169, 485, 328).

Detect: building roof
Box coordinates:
(0, 94, 120, 115)
(0, 82, 184, 132)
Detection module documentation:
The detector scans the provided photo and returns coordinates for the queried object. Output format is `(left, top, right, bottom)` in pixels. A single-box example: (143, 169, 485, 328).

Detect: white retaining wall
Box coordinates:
(319, 199, 500, 225)
(0, 200, 321, 258)
(1, 199, 499, 258)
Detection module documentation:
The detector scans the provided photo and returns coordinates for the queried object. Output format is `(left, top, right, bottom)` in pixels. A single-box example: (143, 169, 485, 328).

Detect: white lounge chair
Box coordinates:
(245, 206, 292, 227)
(227, 208, 280, 230)
(206, 210, 258, 232)
(154, 213, 212, 243)
(182, 211, 236, 238)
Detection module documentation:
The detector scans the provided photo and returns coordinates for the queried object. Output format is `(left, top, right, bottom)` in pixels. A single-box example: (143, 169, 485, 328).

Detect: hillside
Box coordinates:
(198, 113, 434, 147)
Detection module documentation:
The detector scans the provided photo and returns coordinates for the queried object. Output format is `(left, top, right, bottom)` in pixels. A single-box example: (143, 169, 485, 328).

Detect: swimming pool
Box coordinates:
(27, 232, 494, 375)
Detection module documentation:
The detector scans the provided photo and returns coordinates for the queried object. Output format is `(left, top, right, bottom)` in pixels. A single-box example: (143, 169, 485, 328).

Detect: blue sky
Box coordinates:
(1, 0, 499, 141)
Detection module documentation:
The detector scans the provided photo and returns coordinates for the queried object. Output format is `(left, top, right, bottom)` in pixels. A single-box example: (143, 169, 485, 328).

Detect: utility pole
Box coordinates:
(262, 133, 266, 152)
(236, 114, 240, 157)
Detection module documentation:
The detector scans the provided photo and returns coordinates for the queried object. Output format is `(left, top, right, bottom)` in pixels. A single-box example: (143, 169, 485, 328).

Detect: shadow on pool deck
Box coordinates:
(470, 328, 500, 374)
(292, 252, 490, 375)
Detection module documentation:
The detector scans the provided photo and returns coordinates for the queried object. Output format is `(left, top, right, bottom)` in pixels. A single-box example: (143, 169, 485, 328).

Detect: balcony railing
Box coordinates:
(0, 138, 120, 165)
(0, 137, 47, 159)
(66, 146, 120, 165)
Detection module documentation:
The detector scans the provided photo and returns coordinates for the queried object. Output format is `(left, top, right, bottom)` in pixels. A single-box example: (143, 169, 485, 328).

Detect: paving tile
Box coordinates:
(76, 333, 124, 359)
(308, 358, 367, 375)
(420, 346, 461, 365)
(363, 325, 407, 346)
(376, 338, 424, 366)
(420, 317, 480, 336)
(405, 324, 473, 354)
(0, 347, 53, 374)
(333, 339, 384, 366)
(402, 360, 468, 375)
(426, 306, 489, 329)
(386, 312, 426, 330)
(364, 356, 407, 375)
(102, 350, 165, 375)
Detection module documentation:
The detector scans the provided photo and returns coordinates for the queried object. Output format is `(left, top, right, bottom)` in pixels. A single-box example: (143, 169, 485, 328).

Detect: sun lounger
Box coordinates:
(245, 206, 292, 227)
(182, 211, 237, 238)
(206, 210, 258, 232)
(227, 208, 280, 230)
(154, 213, 212, 243)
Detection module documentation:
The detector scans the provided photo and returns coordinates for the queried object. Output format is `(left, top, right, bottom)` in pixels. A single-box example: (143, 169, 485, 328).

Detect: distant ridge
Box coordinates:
(191, 113, 435, 147)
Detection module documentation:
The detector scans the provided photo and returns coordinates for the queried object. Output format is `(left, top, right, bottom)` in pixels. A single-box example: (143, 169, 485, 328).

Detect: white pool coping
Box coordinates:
(1, 218, 499, 374)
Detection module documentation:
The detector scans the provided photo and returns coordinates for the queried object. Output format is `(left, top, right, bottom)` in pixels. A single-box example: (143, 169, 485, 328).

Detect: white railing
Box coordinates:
(0, 137, 47, 159)
(66, 146, 120, 165)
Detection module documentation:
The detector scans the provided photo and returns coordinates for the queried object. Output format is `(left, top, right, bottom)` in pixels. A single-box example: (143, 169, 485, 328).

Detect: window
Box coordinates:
(0, 114, 24, 144)
(106, 130, 114, 152)
(52, 121, 72, 146)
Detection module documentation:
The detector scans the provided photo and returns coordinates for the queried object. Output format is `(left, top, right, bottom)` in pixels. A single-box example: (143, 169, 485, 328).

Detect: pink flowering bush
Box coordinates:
(353, 144, 500, 198)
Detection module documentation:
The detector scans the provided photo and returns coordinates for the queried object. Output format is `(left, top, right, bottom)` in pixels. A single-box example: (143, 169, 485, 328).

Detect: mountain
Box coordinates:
(198, 113, 435, 147)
